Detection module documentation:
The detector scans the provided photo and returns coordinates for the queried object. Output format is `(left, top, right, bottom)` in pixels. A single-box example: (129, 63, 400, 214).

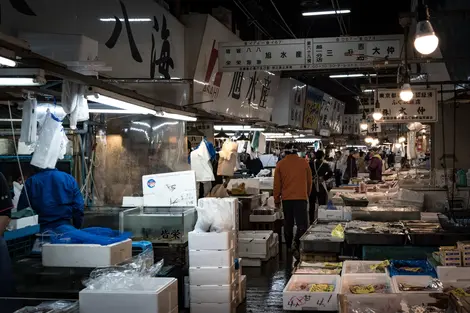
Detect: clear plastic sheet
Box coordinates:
(14, 301, 77, 313)
(83, 249, 163, 291)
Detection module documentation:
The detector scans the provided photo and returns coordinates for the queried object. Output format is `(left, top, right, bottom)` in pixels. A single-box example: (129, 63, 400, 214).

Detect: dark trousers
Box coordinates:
(0, 236, 15, 297)
(334, 170, 342, 187)
(282, 200, 308, 250)
(309, 186, 328, 223)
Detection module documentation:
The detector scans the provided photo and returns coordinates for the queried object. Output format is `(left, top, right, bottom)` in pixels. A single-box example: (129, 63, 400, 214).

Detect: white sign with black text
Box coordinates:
(218, 35, 403, 72)
(375, 89, 437, 123)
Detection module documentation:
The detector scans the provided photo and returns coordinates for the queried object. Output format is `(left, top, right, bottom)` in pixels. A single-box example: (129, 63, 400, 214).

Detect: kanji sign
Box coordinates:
(218, 35, 403, 72)
(375, 88, 437, 123)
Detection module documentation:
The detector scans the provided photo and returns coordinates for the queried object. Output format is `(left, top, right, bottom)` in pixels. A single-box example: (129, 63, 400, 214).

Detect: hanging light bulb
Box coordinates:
(372, 111, 383, 121)
(400, 83, 414, 102)
(414, 4, 439, 55)
(398, 136, 406, 143)
(360, 121, 368, 131)
(395, 143, 402, 149)
(365, 136, 373, 143)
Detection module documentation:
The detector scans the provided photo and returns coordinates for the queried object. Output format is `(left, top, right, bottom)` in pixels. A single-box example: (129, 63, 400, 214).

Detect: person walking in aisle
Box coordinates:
(273, 144, 312, 257)
(333, 150, 343, 187)
(309, 150, 333, 223)
(368, 148, 383, 181)
(343, 149, 359, 184)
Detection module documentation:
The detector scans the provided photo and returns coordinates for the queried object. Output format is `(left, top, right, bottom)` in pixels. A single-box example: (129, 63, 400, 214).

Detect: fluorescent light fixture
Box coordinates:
(329, 73, 377, 79)
(99, 18, 152, 22)
(294, 138, 321, 143)
(363, 89, 375, 93)
(155, 111, 197, 122)
(302, 9, 351, 17)
(0, 56, 16, 67)
(214, 125, 265, 131)
(0, 77, 45, 86)
(86, 94, 156, 115)
(89, 109, 150, 114)
(0, 68, 46, 86)
(0, 118, 21, 122)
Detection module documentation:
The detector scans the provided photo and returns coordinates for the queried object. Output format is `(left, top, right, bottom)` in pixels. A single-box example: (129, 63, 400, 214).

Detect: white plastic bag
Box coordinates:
(62, 81, 89, 129)
(194, 198, 236, 233)
(31, 110, 63, 169)
(12, 181, 23, 211)
(19, 98, 37, 145)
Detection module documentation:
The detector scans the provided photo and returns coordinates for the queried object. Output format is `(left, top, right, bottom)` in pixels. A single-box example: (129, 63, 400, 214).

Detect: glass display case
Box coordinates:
(119, 207, 196, 244)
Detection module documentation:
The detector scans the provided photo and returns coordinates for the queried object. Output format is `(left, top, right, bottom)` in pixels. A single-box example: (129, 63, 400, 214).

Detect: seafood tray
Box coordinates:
(345, 221, 406, 245)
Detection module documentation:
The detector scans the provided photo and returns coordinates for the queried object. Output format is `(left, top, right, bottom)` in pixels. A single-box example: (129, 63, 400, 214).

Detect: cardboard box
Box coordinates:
(440, 247, 462, 266)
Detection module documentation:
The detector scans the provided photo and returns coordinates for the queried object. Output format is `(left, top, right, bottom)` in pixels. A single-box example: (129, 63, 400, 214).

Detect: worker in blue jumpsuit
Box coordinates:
(0, 172, 16, 297)
(17, 167, 84, 232)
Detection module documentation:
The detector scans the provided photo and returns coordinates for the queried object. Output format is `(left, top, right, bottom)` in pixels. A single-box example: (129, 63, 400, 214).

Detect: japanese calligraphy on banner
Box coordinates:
(330, 99, 345, 134)
(374, 89, 437, 123)
(271, 78, 305, 127)
(193, 15, 279, 122)
(302, 86, 324, 130)
(218, 35, 403, 72)
(343, 114, 361, 135)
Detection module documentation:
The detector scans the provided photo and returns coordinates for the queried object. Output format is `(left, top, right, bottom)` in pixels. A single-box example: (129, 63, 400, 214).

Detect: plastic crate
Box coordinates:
(6, 234, 36, 261)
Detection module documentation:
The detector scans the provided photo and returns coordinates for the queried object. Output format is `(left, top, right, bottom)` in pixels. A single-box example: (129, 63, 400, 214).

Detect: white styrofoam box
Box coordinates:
(238, 231, 274, 258)
(122, 196, 144, 207)
(283, 275, 341, 311)
(396, 189, 425, 205)
(8, 215, 38, 230)
(189, 248, 234, 268)
(189, 265, 236, 286)
(342, 261, 389, 276)
(437, 266, 470, 281)
(142, 171, 197, 207)
(188, 231, 234, 251)
(339, 294, 402, 313)
(259, 177, 274, 190)
(227, 178, 260, 195)
(190, 299, 237, 313)
(421, 212, 439, 222)
(391, 275, 442, 293)
(190, 280, 237, 303)
(341, 275, 393, 294)
(43, 239, 131, 268)
(18, 32, 98, 63)
(249, 213, 277, 222)
(317, 208, 343, 221)
(79, 277, 177, 313)
(343, 207, 352, 221)
(242, 258, 262, 267)
(184, 276, 189, 309)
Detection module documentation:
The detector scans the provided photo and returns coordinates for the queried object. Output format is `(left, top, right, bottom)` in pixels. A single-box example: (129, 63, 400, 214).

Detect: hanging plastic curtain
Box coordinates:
(19, 98, 38, 145)
(31, 110, 64, 169)
(61, 80, 89, 129)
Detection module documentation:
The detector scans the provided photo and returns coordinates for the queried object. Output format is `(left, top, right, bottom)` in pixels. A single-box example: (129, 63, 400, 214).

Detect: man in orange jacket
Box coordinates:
(274, 144, 312, 256)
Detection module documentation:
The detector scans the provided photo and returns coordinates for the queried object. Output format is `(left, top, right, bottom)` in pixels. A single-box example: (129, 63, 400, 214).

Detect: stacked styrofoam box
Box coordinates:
(238, 231, 277, 267)
(189, 231, 238, 312)
(79, 277, 178, 313)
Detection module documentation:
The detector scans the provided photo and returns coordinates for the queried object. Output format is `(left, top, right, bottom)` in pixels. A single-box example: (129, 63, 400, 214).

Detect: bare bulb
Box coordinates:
(372, 112, 383, 121)
(400, 83, 414, 102)
(360, 123, 368, 131)
(365, 136, 373, 143)
(399, 136, 406, 143)
(414, 20, 439, 55)
(395, 143, 402, 149)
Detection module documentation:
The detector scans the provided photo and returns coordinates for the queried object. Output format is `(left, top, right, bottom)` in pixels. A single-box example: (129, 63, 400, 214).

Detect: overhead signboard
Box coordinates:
(218, 35, 403, 72)
(374, 89, 437, 123)
(302, 86, 324, 130)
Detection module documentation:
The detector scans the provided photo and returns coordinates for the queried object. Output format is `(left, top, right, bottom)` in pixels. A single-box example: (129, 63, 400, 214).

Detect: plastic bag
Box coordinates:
(12, 181, 23, 211)
(194, 198, 236, 232)
(50, 225, 132, 246)
(83, 249, 164, 291)
(331, 224, 345, 239)
(19, 98, 37, 145)
(62, 81, 89, 129)
(31, 110, 63, 169)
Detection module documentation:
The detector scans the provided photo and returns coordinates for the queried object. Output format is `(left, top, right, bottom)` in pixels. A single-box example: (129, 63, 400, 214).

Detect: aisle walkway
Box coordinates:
(238, 248, 293, 313)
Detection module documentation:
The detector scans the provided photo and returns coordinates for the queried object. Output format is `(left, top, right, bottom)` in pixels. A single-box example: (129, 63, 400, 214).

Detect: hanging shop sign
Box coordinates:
(218, 35, 403, 72)
(330, 99, 345, 135)
(271, 78, 305, 127)
(343, 114, 361, 135)
(374, 89, 437, 123)
(192, 15, 279, 122)
(302, 86, 324, 130)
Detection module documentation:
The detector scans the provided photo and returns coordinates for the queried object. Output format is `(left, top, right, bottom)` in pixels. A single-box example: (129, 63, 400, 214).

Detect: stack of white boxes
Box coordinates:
(189, 231, 237, 313)
(189, 198, 245, 312)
